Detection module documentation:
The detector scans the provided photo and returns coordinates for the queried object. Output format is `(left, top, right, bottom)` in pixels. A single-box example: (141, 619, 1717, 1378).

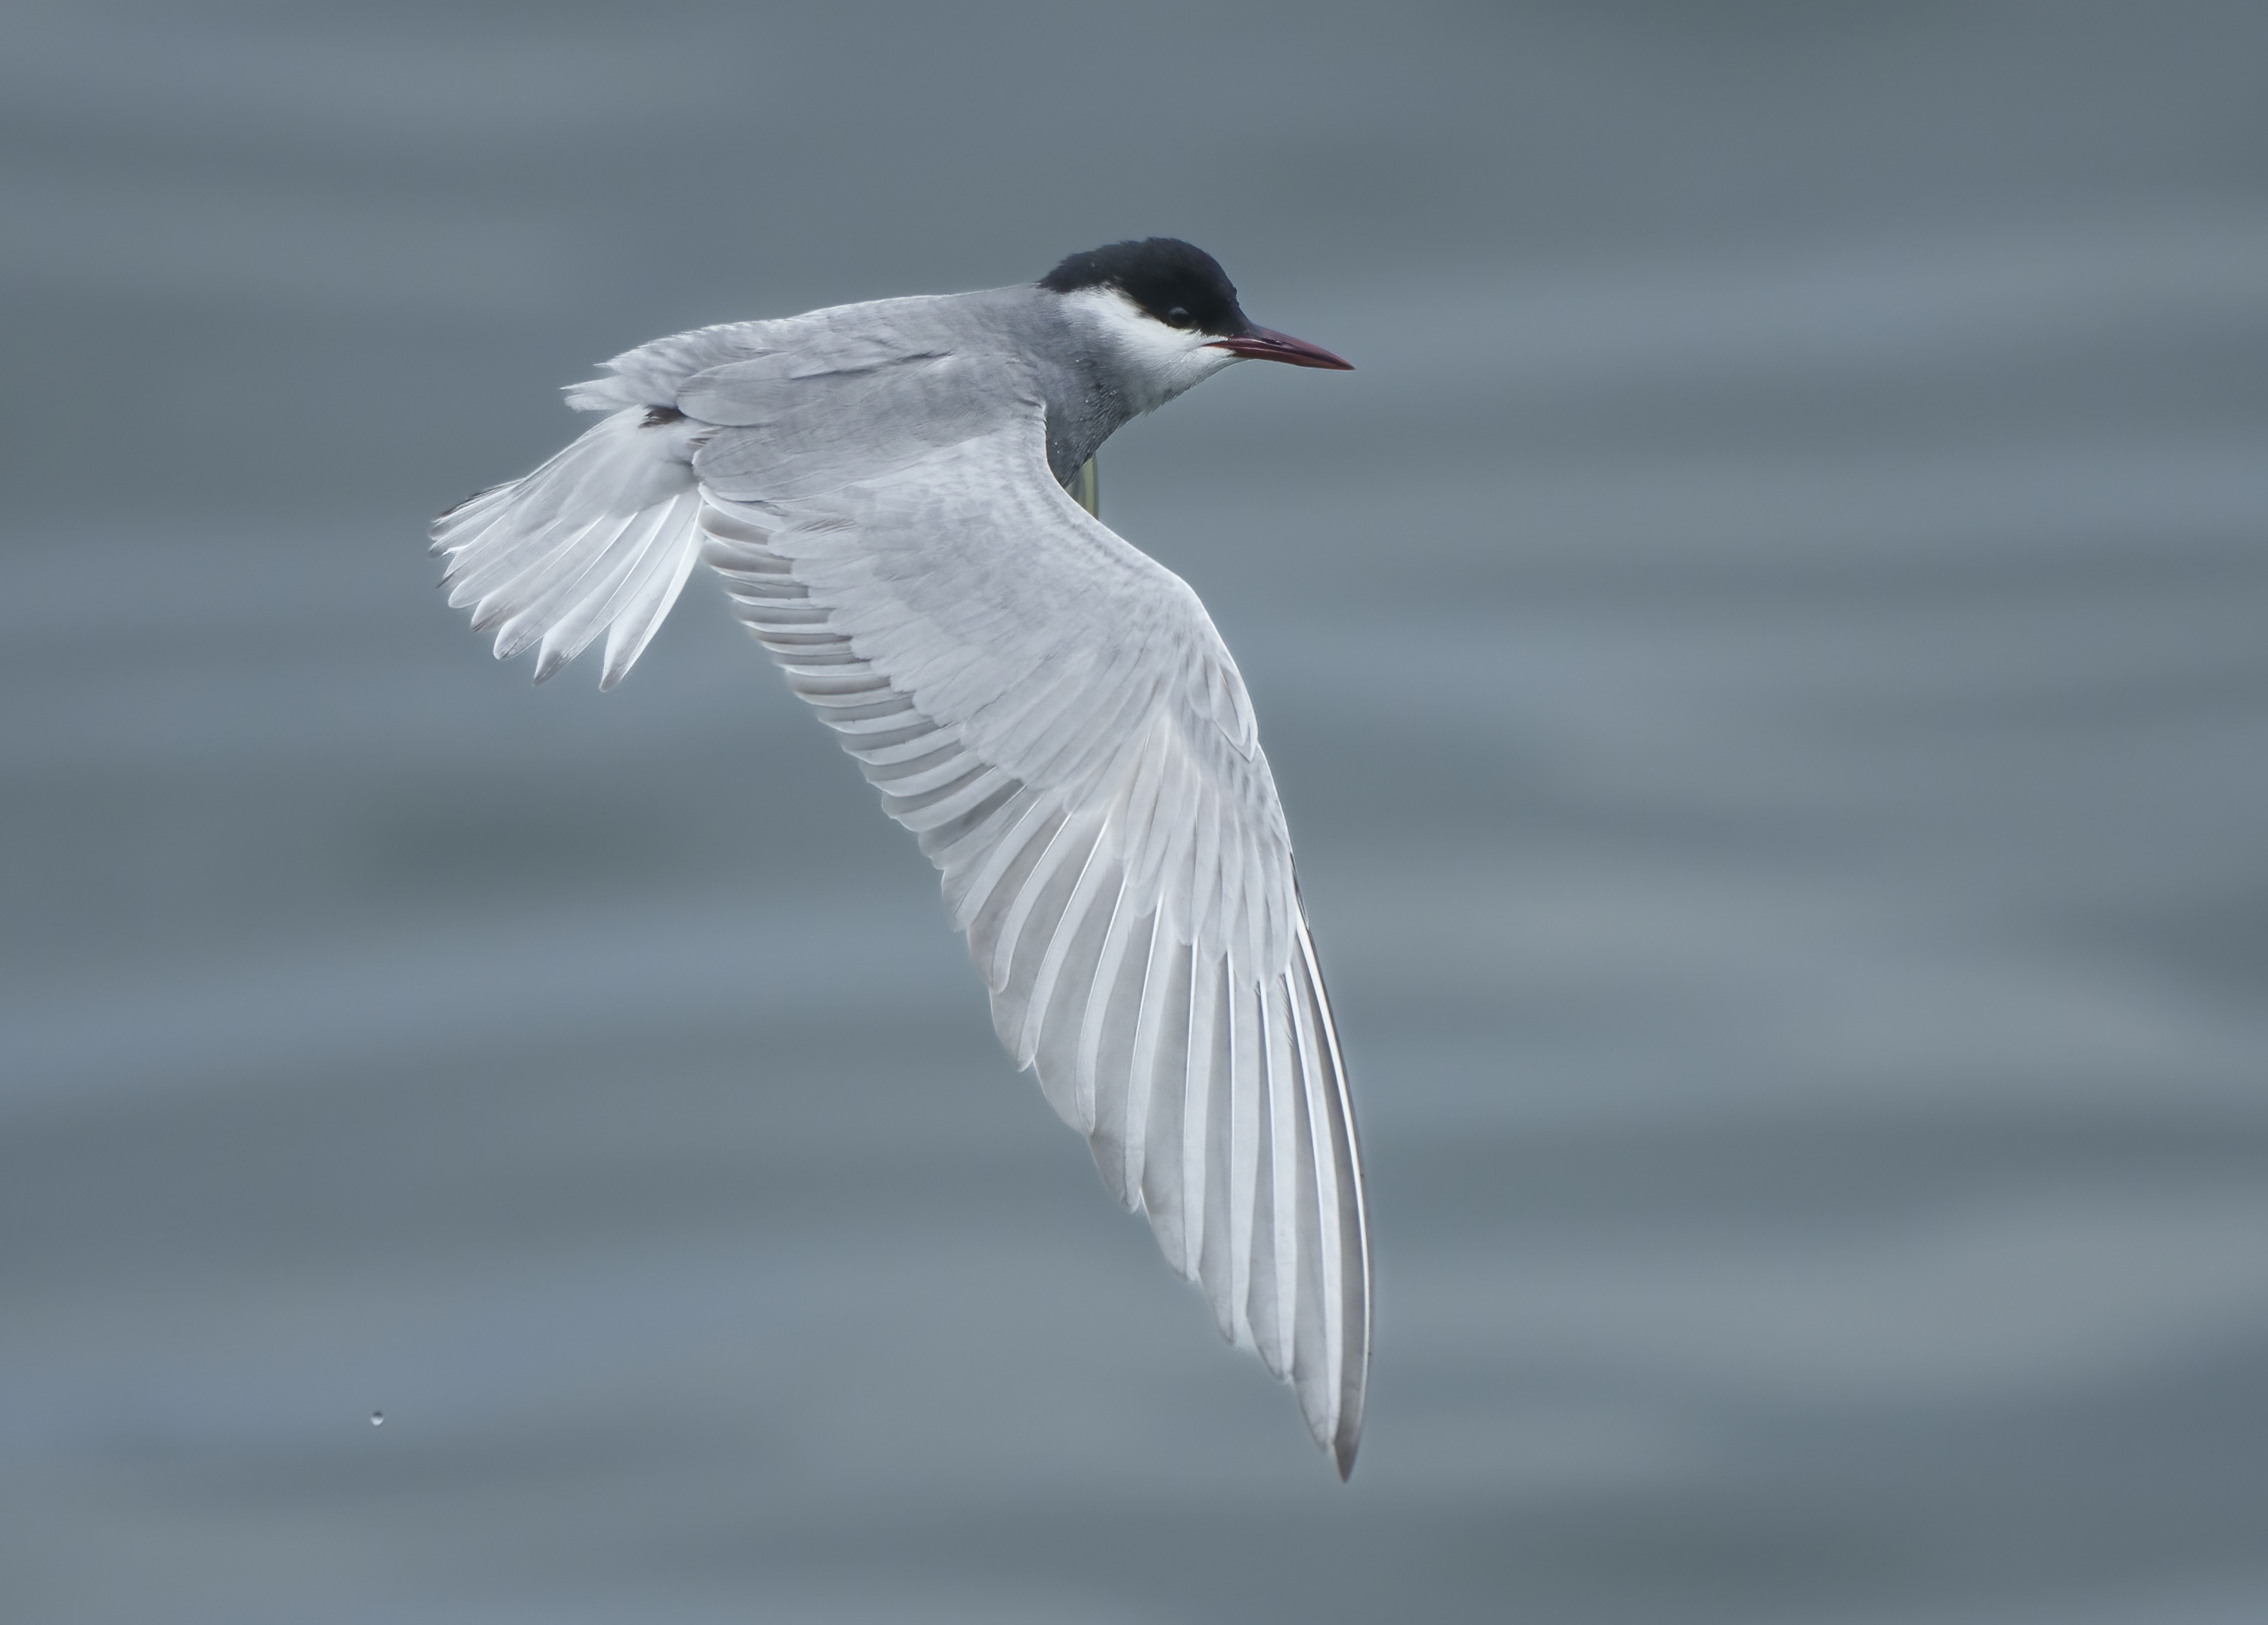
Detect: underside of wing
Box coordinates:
(692, 413, 1370, 1472)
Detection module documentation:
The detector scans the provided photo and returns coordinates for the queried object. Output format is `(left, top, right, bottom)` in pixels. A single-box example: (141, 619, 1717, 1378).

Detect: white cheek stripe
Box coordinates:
(1063, 287, 1243, 414)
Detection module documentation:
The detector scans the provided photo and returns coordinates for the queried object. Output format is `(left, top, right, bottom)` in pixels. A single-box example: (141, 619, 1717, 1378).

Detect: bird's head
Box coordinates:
(1040, 238, 1352, 411)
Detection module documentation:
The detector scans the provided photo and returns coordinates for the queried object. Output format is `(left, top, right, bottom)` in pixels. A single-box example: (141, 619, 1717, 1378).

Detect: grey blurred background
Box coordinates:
(5, 2, 2266, 1620)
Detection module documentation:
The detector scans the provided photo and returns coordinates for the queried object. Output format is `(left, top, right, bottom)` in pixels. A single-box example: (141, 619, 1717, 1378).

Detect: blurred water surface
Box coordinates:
(4, 3, 2266, 1621)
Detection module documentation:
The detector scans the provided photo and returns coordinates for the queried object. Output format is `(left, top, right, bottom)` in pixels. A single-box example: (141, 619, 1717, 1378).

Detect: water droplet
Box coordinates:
(370, 1411, 385, 1427)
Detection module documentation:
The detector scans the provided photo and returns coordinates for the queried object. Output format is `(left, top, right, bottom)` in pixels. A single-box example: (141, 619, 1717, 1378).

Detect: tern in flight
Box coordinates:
(432, 238, 1371, 1475)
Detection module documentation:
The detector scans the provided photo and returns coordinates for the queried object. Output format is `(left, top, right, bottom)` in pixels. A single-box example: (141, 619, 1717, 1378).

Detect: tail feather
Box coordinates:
(432, 408, 705, 687)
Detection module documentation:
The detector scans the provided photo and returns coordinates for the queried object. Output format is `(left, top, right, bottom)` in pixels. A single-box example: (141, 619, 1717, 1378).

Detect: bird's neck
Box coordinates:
(1035, 351, 1139, 487)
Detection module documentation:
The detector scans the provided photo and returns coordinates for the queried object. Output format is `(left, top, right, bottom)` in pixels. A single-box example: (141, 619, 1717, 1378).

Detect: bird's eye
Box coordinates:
(1165, 307, 1193, 328)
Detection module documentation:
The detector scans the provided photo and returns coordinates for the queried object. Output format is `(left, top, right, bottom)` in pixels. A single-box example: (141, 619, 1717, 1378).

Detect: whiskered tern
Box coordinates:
(431, 238, 1371, 1475)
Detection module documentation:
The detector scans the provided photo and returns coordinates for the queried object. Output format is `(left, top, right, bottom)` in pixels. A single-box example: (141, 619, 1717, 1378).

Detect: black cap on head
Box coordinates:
(1039, 238, 1252, 337)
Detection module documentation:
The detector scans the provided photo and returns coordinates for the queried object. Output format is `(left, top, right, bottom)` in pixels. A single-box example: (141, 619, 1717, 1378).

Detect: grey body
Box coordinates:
(594, 284, 1191, 487)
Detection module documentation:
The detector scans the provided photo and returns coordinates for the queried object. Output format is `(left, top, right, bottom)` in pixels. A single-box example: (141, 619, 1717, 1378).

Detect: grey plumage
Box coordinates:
(429, 249, 1370, 1475)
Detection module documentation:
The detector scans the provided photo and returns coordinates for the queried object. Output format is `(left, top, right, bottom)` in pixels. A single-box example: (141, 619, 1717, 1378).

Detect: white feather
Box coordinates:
(429, 408, 706, 689)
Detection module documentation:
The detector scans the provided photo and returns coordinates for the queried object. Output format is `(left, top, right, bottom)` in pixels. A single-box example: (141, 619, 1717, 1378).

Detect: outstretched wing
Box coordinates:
(692, 378, 1370, 1474)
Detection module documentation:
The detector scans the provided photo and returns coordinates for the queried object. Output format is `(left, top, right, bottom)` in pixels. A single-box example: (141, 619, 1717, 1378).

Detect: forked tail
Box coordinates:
(430, 407, 706, 689)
